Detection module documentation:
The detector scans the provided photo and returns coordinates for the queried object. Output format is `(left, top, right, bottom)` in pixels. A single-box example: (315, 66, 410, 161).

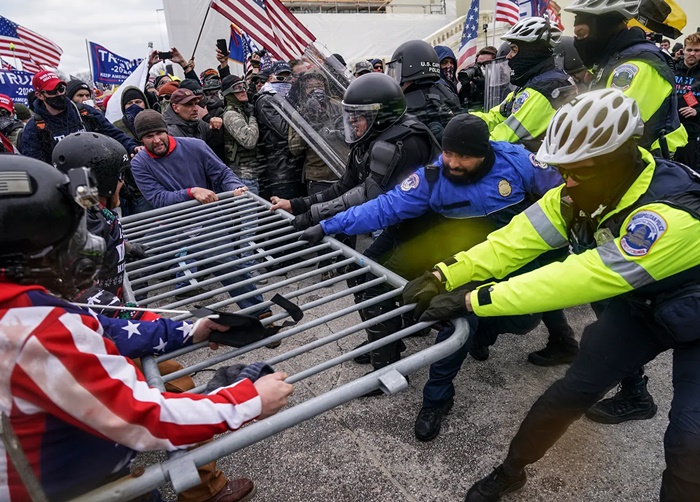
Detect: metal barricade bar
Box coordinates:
(71, 191, 469, 501)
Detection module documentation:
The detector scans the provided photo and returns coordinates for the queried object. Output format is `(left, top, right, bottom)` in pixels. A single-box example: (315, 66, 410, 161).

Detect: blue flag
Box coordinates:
(229, 24, 245, 65)
(89, 41, 143, 85)
(0, 69, 33, 105)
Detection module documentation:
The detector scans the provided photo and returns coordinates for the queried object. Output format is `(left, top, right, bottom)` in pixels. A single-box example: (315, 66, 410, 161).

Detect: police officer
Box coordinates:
(386, 40, 462, 141)
(300, 114, 568, 433)
(566, 0, 688, 424)
(270, 73, 438, 384)
(474, 17, 577, 152)
(404, 88, 700, 501)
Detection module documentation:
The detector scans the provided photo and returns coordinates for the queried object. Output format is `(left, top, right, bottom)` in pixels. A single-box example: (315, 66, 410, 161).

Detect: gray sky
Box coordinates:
(5, 0, 169, 75)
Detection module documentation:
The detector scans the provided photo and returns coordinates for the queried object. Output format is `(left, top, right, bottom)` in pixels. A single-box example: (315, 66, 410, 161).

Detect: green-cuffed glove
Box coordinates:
(402, 270, 445, 320)
(419, 290, 470, 322)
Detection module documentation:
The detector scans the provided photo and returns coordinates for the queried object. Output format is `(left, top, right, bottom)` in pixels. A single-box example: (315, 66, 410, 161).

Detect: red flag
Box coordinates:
(211, 0, 315, 61)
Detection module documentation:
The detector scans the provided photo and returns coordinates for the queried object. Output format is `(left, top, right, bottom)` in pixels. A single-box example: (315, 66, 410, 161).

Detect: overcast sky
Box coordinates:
(5, 0, 170, 75)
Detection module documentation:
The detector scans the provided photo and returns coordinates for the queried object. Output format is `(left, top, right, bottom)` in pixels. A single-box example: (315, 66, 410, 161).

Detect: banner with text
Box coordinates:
(89, 41, 143, 85)
(0, 69, 33, 105)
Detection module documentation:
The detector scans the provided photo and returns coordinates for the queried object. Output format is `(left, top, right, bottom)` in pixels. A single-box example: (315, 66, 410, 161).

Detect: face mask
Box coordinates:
(441, 64, 455, 82)
(270, 82, 291, 97)
(83, 99, 96, 107)
(46, 95, 68, 111)
(124, 103, 143, 129)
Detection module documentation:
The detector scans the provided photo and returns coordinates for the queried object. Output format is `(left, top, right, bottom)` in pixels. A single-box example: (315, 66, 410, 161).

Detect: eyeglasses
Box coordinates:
(43, 84, 66, 97)
(557, 165, 599, 183)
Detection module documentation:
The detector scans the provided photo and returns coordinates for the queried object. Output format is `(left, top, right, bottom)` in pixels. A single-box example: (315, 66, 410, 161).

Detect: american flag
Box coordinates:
(457, 0, 480, 71)
(211, 0, 315, 62)
(496, 0, 520, 25)
(0, 57, 15, 70)
(0, 16, 62, 71)
(518, 0, 564, 30)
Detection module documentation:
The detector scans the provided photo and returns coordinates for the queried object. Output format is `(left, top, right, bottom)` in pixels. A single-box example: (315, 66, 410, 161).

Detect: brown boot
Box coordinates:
(204, 478, 256, 502)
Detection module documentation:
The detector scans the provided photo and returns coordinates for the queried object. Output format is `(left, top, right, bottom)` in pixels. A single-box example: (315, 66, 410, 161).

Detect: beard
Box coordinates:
(441, 163, 482, 184)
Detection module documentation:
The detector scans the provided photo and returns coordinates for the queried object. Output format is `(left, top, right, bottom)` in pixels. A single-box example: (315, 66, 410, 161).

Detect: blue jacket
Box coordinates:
(321, 141, 563, 236)
(131, 136, 244, 208)
(20, 98, 138, 164)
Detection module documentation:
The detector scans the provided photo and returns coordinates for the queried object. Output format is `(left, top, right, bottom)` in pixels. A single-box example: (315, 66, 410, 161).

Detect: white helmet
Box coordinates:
(565, 0, 639, 20)
(536, 88, 644, 164)
(502, 17, 562, 47)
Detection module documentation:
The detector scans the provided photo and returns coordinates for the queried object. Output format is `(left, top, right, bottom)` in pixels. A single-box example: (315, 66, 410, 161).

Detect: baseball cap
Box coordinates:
(170, 88, 200, 106)
(354, 61, 372, 76)
(32, 70, 67, 92)
(0, 94, 14, 114)
(270, 61, 292, 75)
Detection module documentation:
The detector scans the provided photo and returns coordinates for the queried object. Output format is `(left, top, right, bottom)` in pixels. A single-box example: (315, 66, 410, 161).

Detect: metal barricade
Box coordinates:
(71, 191, 469, 501)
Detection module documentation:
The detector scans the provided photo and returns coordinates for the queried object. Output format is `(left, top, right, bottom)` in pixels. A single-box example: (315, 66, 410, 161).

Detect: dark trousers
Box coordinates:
(422, 312, 542, 408)
(503, 297, 700, 501)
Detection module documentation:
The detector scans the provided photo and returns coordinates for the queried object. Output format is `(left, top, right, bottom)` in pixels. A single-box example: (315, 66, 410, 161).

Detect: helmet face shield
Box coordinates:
(386, 60, 401, 84)
(342, 102, 380, 143)
(56, 212, 105, 294)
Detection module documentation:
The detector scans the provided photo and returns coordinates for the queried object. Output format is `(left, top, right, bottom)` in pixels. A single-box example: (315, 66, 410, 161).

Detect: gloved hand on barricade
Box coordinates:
(299, 224, 325, 245)
(402, 270, 445, 320)
(419, 290, 471, 322)
(292, 211, 314, 230)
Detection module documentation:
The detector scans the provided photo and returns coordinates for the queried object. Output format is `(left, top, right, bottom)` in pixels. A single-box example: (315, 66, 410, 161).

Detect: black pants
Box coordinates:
(503, 297, 700, 501)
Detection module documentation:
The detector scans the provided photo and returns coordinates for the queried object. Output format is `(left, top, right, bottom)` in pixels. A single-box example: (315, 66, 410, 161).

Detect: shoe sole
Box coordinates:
(527, 354, 577, 367)
(584, 404, 658, 424)
(415, 402, 454, 442)
(237, 485, 258, 502)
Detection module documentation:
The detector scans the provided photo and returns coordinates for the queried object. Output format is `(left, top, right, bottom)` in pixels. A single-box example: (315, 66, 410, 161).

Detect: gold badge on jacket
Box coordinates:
(498, 179, 512, 197)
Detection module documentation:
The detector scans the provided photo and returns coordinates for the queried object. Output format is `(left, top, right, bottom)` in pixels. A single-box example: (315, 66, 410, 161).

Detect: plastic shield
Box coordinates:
(270, 43, 353, 178)
(483, 59, 514, 112)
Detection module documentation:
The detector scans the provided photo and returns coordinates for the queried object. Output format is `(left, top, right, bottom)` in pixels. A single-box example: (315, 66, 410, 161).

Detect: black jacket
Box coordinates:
(163, 105, 224, 156)
(675, 61, 700, 136)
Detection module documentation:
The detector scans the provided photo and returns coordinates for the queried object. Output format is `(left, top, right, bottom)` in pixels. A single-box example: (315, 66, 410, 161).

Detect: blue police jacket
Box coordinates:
(320, 141, 564, 236)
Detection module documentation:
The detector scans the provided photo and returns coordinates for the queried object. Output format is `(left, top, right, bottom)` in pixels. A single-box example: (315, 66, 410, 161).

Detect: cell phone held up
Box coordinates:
(158, 51, 173, 61)
(216, 39, 229, 58)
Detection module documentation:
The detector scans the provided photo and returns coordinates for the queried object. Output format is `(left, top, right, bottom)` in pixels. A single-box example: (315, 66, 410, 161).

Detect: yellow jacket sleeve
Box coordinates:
(435, 185, 568, 291)
(473, 93, 511, 132)
(471, 202, 700, 317)
(606, 60, 687, 152)
(475, 88, 556, 143)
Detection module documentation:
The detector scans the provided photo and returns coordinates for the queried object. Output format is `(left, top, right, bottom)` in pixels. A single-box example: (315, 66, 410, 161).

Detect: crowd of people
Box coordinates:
(1, 0, 700, 500)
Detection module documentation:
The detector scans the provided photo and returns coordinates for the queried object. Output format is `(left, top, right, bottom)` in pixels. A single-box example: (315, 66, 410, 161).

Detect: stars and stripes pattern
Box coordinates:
(496, 0, 520, 25)
(457, 0, 480, 71)
(0, 284, 262, 500)
(0, 16, 62, 73)
(211, 0, 316, 62)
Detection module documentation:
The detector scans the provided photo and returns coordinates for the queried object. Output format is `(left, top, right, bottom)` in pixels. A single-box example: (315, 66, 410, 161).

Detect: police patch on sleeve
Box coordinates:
(400, 173, 420, 192)
(619, 211, 667, 257)
(512, 91, 529, 114)
(529, 153, 550, 169)
(611, 63, 639, 91)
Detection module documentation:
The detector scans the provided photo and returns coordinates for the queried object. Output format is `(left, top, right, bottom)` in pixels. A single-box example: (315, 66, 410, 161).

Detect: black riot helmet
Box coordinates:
(341, 73, 407, 143)
(387, 40, 441, 85)
(52, 132, 129, 201)
(0, 155, 105, 296)
(553, 36, 587, 75)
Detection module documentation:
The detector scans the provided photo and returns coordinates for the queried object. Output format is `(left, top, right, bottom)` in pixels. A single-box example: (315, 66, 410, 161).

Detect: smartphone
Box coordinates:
(216, 39, 229, 58)
(158, 51, 173, 60)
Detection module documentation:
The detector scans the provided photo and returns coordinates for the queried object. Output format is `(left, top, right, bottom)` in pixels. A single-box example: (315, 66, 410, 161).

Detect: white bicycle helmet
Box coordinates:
(536, 88, 644, 164)
(502, 17, 562, 47)
(565, 0, 639, 20)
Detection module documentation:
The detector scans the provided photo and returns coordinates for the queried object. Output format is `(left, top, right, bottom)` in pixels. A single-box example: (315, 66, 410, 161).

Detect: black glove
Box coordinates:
(245, 103, 255, 116)
(299, 224, 325, 245)
(292, 211, 314, 230)
(125, 241, 148, 261)
(402, 270, 444, 320)
(419, 290, 470, 322)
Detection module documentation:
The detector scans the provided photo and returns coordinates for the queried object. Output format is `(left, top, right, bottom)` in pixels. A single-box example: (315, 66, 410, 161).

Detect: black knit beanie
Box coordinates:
(134, 109, 167, 139)
(442, 114, 490, 157)
(66, 80, 90, 100)
(122, 88, 144, 105)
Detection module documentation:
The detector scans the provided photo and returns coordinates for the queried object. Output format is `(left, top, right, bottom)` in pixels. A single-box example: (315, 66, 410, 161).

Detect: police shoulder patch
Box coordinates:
(611, 63, 639, 91)
(512, 91, 529, 114)
(401, 173, 420, 192)
(619, 210, 667, 257)
(529, 153, 550, 169)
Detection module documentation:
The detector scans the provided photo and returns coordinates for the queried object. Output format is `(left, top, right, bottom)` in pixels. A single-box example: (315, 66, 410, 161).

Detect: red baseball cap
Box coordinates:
(0, 94, 13, 114)
(32, 70, 67, 92)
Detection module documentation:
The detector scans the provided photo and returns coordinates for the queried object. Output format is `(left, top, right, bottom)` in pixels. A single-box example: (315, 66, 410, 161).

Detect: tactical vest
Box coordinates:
(501, 69, 577, 118)
(404, 81, 461, 141)
(567, 158, 700, 301)
(593, 42, 680, 151)
(222, 105, 262, 180)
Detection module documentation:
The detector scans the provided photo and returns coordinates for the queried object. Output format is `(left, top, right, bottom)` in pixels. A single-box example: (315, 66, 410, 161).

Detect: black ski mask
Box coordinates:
(572, 13, 626, 68)
(564, 140, 645, 216)
(508, 41, 553, 87)
(46, 95, 68, 111)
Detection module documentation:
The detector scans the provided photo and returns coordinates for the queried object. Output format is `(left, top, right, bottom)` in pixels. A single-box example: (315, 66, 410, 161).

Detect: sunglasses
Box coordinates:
(272, 74, 292, 82)
(43, 84, 66, 97)
(373, 65, 383, 69)
(557, 165, 599, 183)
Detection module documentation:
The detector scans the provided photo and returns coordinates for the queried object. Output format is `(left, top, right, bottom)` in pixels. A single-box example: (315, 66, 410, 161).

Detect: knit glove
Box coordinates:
(419, 290, 470, 322)
(299, 224, 325, 245)
(402, 270, 444, 320)
(204, 362, 274, 394)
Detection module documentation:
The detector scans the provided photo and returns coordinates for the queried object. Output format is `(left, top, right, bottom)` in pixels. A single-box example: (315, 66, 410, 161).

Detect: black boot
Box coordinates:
(585, 375, 657, 424)
(464, 465, 527, 502)
(527, 336, 578, 366)
(353, 339, 405, 365)
(414, 398, 453, 441)
(469, 345, 490, 361)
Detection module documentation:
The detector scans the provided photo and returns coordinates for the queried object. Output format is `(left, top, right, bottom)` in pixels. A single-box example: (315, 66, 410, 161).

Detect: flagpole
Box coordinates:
(85, 39, 93, 86)
(492, 0, 497, 47)
(191, 0, 214, 60)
